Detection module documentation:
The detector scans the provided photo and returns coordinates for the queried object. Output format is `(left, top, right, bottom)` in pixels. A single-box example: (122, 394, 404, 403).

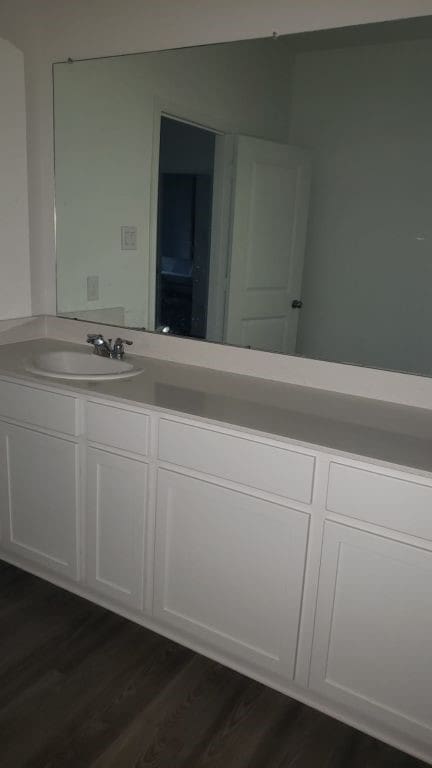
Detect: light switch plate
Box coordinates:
(121, 225, 137, 250)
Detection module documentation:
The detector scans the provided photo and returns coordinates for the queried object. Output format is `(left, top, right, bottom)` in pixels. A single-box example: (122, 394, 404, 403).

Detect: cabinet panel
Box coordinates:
(158, 418, 314, 503)
(0, 425, 7, 545)
(86, 448, 147, 609)
(154, 469, 309, 677)
(0, 422, 79, 579)
(87, 401, 149, 456)
(0, 379, 78, 435)
(310, 521, 432, 744)
(327, 461, 432, 540)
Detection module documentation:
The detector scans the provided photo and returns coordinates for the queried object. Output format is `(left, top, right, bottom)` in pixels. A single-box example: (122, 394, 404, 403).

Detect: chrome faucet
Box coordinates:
(86, 333, 133, 360)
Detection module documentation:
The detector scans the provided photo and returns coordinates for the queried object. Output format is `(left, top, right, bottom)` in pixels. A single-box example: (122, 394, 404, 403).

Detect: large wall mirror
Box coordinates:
(54, 15, 432, 376)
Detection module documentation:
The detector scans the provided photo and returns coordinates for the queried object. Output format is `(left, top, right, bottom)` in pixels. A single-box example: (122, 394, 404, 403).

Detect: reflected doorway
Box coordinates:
(155, 116, 216, 338)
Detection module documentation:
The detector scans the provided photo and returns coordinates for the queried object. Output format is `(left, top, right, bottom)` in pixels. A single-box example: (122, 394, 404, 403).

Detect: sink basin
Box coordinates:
(25, 350, 143, 382)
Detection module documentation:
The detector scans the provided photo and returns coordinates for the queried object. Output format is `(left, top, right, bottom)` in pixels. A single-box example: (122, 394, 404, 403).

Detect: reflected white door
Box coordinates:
(224, 136, 311, 353)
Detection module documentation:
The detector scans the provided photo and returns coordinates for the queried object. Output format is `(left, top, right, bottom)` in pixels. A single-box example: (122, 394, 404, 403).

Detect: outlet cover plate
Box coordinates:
(121, 225, 137, 250)
(87, 275, 99, 301)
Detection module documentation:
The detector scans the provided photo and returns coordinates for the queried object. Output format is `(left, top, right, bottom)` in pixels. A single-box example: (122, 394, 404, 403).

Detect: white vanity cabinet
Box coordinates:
(0, 379, 80, 581)
(1, 373, 432, 762)
(310, 520, 432, 749)
(84, 401, 150, 610)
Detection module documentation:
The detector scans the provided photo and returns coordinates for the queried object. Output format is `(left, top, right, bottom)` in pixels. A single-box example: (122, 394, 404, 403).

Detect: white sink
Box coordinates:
(25, 350, 143, 382)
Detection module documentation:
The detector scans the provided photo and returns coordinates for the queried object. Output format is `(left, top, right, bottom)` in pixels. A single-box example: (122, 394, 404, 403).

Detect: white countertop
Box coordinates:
(1, 337, 432, 475)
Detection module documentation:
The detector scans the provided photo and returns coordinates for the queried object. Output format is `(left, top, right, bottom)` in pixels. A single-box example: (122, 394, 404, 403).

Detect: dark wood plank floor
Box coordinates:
(0, 561, 428, 768)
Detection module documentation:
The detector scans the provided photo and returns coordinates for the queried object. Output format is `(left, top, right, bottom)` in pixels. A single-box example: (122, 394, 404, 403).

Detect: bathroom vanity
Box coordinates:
(0, 337, 431, 763)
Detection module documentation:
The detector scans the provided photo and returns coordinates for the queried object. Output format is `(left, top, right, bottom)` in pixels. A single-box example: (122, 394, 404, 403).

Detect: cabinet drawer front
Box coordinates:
(0, 379, 77, 435)
(87, 401, 149, 456)
(154, 469, 309, 677)
(158, 419, 314, 503)
(327, 462, 432, 540)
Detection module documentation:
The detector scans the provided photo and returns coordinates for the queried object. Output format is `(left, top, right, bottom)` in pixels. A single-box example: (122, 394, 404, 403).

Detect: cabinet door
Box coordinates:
(154, 469, 309, 678)
(0, 422, 7, 545)
(86, 448, 147, 610)
(0, 421, 79, 580)
(310, 521, 432, 746)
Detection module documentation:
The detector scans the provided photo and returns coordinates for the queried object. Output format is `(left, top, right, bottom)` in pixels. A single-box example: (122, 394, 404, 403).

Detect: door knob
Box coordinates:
(291, 299, 303, 309)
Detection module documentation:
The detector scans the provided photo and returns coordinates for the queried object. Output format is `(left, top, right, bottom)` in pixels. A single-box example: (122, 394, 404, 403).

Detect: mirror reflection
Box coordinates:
(54, 16, 432, 376)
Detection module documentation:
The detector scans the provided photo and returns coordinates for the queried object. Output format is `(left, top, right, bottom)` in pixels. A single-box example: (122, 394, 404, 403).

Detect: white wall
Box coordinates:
(54, 39, 293, 329)
(291, 37, 432, 376)
(0, 0, 431, 320)
(0, 38, 31, 319)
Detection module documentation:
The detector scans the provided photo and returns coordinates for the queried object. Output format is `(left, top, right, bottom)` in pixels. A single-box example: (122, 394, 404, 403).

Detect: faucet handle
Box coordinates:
(87, 333, 104, 343)
(112, 337, 133, 359)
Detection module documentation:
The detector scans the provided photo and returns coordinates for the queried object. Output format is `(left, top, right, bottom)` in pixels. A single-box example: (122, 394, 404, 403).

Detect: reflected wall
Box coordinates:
(55, 17, 432, 376)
